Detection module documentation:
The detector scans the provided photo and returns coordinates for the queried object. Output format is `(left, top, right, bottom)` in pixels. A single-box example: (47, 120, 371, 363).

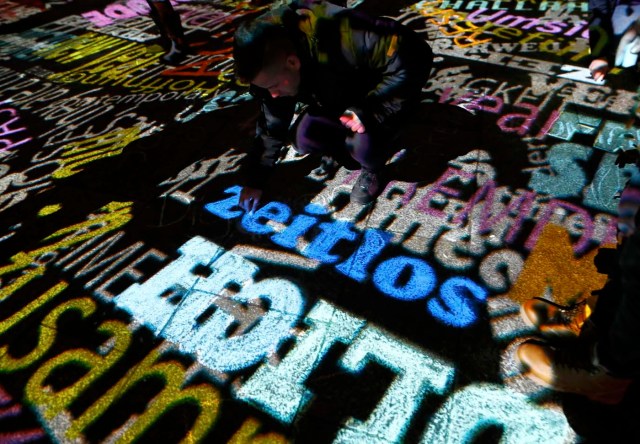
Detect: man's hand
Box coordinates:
(340, 110, 366, 134)
(239, 186, 263, 213)
(589, 58, 609, 82)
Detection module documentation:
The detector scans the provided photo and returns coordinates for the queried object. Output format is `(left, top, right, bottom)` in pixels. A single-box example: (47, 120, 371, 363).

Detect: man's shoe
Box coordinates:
(517, 341, 632, 405)
(161, 40, 188, 65)
(520, 297, 590, 338)
(314, 155, 340, 176)
(350, 170, 381, 205)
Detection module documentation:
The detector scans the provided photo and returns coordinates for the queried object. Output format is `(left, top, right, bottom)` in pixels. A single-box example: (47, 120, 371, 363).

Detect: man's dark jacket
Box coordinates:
(243, 0, 433, 188)
(589, 0, 640, 61)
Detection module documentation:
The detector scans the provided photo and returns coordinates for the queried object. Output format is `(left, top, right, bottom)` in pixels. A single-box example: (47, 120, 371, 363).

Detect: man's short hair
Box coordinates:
(233, 7, 300, 83)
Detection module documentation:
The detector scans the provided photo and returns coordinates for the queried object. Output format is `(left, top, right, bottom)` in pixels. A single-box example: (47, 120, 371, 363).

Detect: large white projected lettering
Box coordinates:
(421, 384, 569, 443)
(114, 236, 305, 373)
(335, 327, 454, 443)
(115, 236, 225, 335)
(237, 300, 366, 423)
(112, 236, 570, 442)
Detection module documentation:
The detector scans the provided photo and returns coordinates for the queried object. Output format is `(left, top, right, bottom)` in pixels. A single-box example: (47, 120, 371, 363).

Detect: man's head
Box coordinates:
(234, 8, 302, 98)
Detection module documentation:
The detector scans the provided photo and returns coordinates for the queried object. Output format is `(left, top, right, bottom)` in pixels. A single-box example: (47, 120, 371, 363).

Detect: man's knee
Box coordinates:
(292, 112, 346, 155)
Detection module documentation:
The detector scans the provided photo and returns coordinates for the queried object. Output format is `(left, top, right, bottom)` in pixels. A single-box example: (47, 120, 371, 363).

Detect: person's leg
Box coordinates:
(292, 108, 349, 156)
(345, 130, 390, 173)
(292, 108, 361, 170)
(343, 129, 394, 204)
(146, 0, 188, 64)
(596, 227, 640, 377)
(588, 247, 623, 330)
(517, 226, 638, 404)
(292, 108, 391, 204)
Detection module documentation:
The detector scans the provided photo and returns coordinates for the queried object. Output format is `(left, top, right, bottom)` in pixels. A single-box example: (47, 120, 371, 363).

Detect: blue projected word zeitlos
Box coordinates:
(204, 186, 488, 328)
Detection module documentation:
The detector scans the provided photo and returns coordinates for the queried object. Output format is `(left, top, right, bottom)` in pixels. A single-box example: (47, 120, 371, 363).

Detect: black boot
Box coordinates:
(350, 170, 382, 205)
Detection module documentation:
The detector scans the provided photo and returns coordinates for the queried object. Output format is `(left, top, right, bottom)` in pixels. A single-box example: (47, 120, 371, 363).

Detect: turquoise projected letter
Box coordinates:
(420, 383, 570, 443)
(335, 327, 455, 444)
(113, 236, 224, 334)
(528, 143, 591, 198)
(192, 277, 304, 372)
(161, 251, 259, 347)
(237, 300, 365, 423)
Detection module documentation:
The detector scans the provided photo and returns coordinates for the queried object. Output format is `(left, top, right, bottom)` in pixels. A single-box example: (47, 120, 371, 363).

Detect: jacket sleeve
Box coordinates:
(245, 86, 297, 189)
(342, 14, 433, 128)
(588, 0, 615, 61)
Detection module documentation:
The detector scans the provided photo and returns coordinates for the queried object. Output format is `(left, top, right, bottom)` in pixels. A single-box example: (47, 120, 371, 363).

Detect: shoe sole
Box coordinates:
(519, 359, 630, 406)
(519, 304, 538, 329)
(350, 196, 375, 205)
(524, 370, 628, 405)
(519, 304, 578, 339)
